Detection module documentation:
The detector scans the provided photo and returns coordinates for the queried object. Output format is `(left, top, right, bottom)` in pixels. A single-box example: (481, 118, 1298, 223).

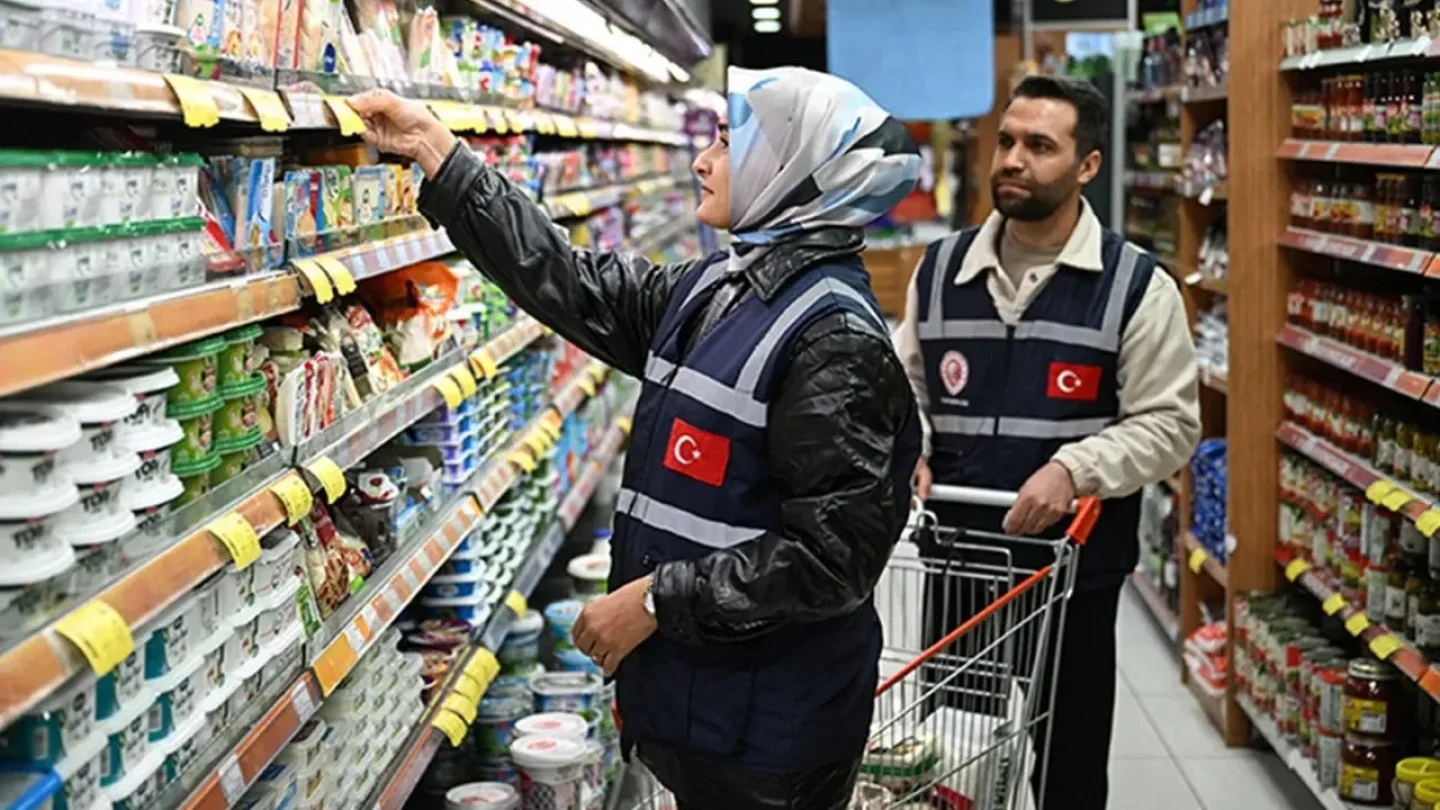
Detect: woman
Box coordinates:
(351, 67, 922, 809)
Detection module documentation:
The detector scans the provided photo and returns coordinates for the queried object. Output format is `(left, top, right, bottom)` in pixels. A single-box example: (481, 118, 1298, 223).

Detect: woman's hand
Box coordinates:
(346, 89, 458, 177)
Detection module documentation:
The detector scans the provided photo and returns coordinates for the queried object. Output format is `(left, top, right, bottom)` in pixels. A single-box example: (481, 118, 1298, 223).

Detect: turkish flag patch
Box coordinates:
(662, 418, 731, 487)
(1046, 362, 1103, 402)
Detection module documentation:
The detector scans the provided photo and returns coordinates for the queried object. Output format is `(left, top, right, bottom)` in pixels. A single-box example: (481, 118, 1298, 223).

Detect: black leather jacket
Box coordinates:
(419, 143, 920, 646)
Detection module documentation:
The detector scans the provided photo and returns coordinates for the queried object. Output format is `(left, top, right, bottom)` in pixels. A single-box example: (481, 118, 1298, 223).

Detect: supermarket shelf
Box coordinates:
(318, 227, 456, 287)
(543, 174, 685, 219)
(1181, 84, 1228, 104)
(1124, 170, 1181, 192)
(1275, 138, 1439, 168)
(632, 214, 699, 256)
(1280, 36, 1435, 71)
(1277, 226, 1433, 275)
(0, 469, 303, 728)
(364, 408, 635, 810)
(1199, 366, 1228, 395)
(1178, 179, 1227, 203)
(1126, 86, 1183, 104)
(1182, 531, 1227, 587)
(1276, 546, 1440, 700)
(1187, 273, 1227, 295)
(1276, 324, 1433, 400)
(1236, 694, 1363, 810)
(0, 272, 300, 398)
(465, 0, 683, 87)
(1275, 421, 1440, 530)
(1127, 572, 1179, 643)
(1185, 4, 1229, 31)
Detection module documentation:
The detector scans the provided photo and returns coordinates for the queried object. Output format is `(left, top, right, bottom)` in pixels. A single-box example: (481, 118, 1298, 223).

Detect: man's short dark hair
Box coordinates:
(1009, 75, 1109, 159)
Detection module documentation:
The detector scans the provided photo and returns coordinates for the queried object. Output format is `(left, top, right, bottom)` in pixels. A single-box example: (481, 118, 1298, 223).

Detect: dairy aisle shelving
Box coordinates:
(0, 1, 708, 808)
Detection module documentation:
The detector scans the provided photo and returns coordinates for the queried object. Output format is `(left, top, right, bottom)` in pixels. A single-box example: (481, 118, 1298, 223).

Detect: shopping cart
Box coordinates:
(605, 484, 1099, 810)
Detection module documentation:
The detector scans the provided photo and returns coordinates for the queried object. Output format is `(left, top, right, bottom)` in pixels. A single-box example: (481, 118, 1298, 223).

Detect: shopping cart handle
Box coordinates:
(926, 485, 1101, 546)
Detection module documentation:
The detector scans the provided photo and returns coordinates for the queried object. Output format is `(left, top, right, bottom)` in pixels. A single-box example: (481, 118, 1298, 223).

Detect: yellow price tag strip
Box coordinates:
(449, 367, 478, 398)
(314, 255, 357, 296)
(207, 512, 261, 569)
(505, 590, 527, 617)
(239, 87, 292, 132)
(432, 377, 464, 410)
(1322, 593, 1347, 616)
(306, 457, 347, 503)
(556, 117, 579, 137)
(453, 672, 483, 703)
(293, 258, 334, 303)
(442, 693, 477, 724)
(1383, 490, 1414, 512)
(428, 100, 463, 131)
(470, 349, 499, 379)
(1367, 480, 1399, 504)
(1284, 558, 1311, 582)
(538, 419, 562, 441)
(1418, 509, 1440, 538)
(463, 648, 501, 688)
(55, 600, 134, 675)
(524, 431, 549, 456)
(431, 709, 468, 747)
(587, 364, 607, 383)
(163, 74, 220, 128)
(324, 96, 367, 137)
(578, 376, 597, 397)
(1370, 633, 1403, 660)
(617, 416, 633, 435)
(1187, 548, 1206, 575)
(1345, 612, 1372, 636)
(268, 474, 314, 526)
(508, 448, 537, 473)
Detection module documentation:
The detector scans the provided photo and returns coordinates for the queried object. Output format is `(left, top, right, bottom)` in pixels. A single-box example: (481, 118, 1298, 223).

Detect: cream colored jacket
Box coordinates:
(891, 201, 1202, 499)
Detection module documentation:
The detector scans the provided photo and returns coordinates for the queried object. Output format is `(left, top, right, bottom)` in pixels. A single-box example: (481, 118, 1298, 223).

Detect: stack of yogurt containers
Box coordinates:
(0, 408, 84, 586)
(405, 369, 518, 491)
(507, 711, 599, 810)
(77, 365, 186, 538)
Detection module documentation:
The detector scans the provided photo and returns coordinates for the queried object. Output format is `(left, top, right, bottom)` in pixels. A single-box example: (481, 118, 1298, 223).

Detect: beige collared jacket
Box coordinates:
(891, 201, 1202, 499)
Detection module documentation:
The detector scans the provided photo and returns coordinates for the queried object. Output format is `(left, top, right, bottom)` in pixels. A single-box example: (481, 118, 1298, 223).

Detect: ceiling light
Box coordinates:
(753, 19, 780, 32)
(752, 6, 780, 19)
(749, 0, 779, 5)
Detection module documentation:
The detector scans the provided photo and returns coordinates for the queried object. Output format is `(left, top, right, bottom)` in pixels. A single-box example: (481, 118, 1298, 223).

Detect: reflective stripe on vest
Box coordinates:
(617, 488, 767, 549)
(932, 414, 1114, 439)
(641, 277, 885, 428)
(919, 237, 1144, 353)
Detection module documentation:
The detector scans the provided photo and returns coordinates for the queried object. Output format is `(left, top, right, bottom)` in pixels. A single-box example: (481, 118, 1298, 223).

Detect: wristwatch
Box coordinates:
(642, 577, 656, 618)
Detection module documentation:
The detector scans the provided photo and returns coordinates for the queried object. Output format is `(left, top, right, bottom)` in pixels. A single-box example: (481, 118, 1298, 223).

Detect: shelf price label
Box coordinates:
(464, 648, 501, 690)
(1345, 613, 1372, 636)
(1367, 480, 1399, 504)
(314, 255, 357, 295)
(1284, 558, 1311, 582)
(432, 376, 464, 410)
(524, 430, 549, 456)
(1417, 509, 1440, 538)
(55, 600, 134, 675)
(269, 474, 314, 525)
(1322, 593, 1347, 616)
(1370, 633, 1403, 660)
(508, 448, 537, 474)
(431, 709, 469, 747)
(324, 96, 367, 137)
(293, 258, 334, 303)
(163, 75, 220, 128)
(239, 88, 292, 132)
(577, 375, 597, 397)
(1383, 490, 1414, 512)
(443, 693, 478, 724)
(471, 348, 499, 379)
(448, 366, 478, 398)
(453, 672, 483, 703)
(306, 457, 348, 503)
(1187, 548, 1206, 575)
(505, 590, 528, 617)
(617, 416, 634, 435)
(207, 512, 261, 569)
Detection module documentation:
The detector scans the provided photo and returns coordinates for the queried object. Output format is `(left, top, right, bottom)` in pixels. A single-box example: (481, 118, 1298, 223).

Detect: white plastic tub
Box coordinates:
(508, 735, 586, 810)
(444, 783, 518, 810)
(0, 408, 80, 520)
(513, 713, 587, 742)
(143, 593, 200, 678)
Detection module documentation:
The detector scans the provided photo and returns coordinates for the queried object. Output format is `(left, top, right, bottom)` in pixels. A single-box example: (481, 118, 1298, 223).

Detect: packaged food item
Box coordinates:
(509, 735, 586, 810)
(320, 166, 353, 230)
(284, 169, 320, 257)
(352, 165, 386, 224)
(444, 782, 518, 810)
(140, 336, 223, 407)
(0, 149, 46, 234)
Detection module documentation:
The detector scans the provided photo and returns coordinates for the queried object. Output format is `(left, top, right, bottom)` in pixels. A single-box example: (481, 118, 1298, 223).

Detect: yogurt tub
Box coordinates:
(445, 782, 519, 810)
(427, 570, 493, 600)
(0, 0, 42, 51)
(218, 325, 262, 388)
(0, 514, 77, 586)
(0, 149, 45, 234)
(566, 553, 609, 596)
(172, 452, 220, 506)
(420, 585, 495, 625)
(223, 669, 264, 724)
(498, 611, 542, 673)
(472, 694, 529, 759)
(224, 615, 261, 668)
(255, 577, 301, 647)
(139, 336, 223, 407)
(51, 732, 107, 810)
(124, 467, 184, 534)
(542, 600, 584, 649)
(103, 153, 155, 226)
(473, 758, 520, 788)
(4, 382, 137, 477)
(279, 718, 329, 773)
(215, 374, 263, 444)
(210, 430, 261, 487)
(151, 155, 201, 222)
(101, 703, 152, 787)
(143, 593, 200, 678)
(552, 647, 601, 676)
(508, 735, 587, 810)
(80, 366, 178, 433)
(56, 472, 139, 547)
(0, 407, 80, 511)
(40, 152, 102, 231)
(94, 646, 145, 722)
(121, 420, 184, 495)
(247, 762, 299, 810)
(167, 395, 220, 467)
(529, 672, 601, 716)
(145, 654, 205, 744)
(101, 746, 166, 810)
(163, 710, 212, 782)
(131, 23, 184, 72)
(254, 529, 301, 602)
(0, 674, 96, 764)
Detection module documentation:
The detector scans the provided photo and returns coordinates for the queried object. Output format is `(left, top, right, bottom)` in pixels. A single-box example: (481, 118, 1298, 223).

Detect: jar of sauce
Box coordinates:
(1340, 732, 1398, 805)
(1344, 658, 1400, 738)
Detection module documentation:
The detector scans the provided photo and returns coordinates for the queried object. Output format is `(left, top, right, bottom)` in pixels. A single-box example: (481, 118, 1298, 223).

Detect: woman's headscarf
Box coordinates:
(726, 66, 922, 270)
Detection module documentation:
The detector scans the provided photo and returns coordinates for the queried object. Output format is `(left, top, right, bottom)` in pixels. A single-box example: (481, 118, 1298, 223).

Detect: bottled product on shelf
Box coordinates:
(1284, 0, 1440, 58)
(1137, 483, 1182, 622)
(1190, 438, 1229, 565)
(1184, 120, 1228, 190)
(1137, 28, 1185, 92)
(1196, 296, 1228, 381)
(1184, 15, 1229, 90)
(1287, 164, 1440, 248)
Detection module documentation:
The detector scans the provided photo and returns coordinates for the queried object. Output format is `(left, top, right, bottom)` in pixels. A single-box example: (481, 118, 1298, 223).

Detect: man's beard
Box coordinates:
(991, 174, 1074, 222)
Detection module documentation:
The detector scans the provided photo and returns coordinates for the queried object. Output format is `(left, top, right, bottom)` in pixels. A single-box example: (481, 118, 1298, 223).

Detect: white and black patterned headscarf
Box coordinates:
(726, 66, 922, 272)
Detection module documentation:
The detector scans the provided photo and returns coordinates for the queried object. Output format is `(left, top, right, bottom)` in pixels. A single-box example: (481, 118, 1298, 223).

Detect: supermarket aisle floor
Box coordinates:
(1109, 586, 1322, 810)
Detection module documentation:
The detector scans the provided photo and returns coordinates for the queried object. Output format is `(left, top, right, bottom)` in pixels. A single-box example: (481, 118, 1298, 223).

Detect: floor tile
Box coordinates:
(1137, 693, 1237, 759)
(1109, 681, 1168, 759)
(1177, 752, 1325, 810)
(1106, 757, 1202, 810)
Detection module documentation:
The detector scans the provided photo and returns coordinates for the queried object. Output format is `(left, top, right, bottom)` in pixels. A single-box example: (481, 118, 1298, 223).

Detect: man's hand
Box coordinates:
(1002, 461, 1076, 536)
(346, 89, 458, 177)
(913, 457, 933, 505)
(572, 576, 657, 676)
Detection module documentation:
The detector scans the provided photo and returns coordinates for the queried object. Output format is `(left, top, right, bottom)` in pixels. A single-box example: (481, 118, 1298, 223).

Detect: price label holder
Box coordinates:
(1187, 548, 1206, 575)
(505, 590, 527, 617)
(587, 364, 607, 383)
(617, 416, 634, 435)
(1370, 633, 1403, 660)
(55, 600, 134, 675)
(508, 448, 537, 474)
(1322, 593, 1347, 616)
(431, 709, 468, 746)
(207, 512, 261, 569)
(293, 258, 334, 303)
(324, 96, 367, 137)
(164, 75, 220, 128)
(1383, 490, 1414, 512)
(1367, 480, 1399, 504)
(524, 431, 549, 456)
(432, 377, 464, 410)
(539, 418, 562, 442)
(442, 693, 477, 724)
(1285, 558, 1311, 582)
(1417, 509, 1440, 538)
(239, 88, 292, 132)
(1345, 613, 1372, 636)
(269, 474, 314, 526)
(449, 366, 478, 398)
(578, 375, 597, 397)
(314, 255, 357, 295)
(306, 457, 348, 503)
(471, 348, 499, 379)
(464, 648, 501, 688)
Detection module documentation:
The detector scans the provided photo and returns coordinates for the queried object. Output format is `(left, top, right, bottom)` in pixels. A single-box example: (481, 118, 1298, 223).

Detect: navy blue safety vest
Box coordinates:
(915, 226, 1155, 591)
(611, 254, 906, 772)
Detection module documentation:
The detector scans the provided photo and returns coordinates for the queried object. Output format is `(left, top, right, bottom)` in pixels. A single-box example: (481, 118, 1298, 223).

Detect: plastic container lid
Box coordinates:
(134, 21, 184, 36)
(508, 735, 587, 770)
(219, 374, 265, 400)
(172, 452, 221, 479)
(121, 419, 184, 455)
(543, 600, 583, 628)
(566, 553, 609, 583)
(214, 429, 262, 455)
(142, 336, 225, 362)
(79, 365, 179, 396)
(1414, 778, 1440, 806)
(444, 783, 519, 810)
(6, 382, 138, 425)
(514, 713, 587, 741)
(528, 671, 601, 698)
(223, 324, 263, 343)
(1398, 757, 1440, 785)
(57, 496, 137, 546)
(0, 409, 81, 453)
(168, 396, 222, 420)
(124, 474, 184, 512)
(0, 149, 51, 167)
(507, 609, 543, 638)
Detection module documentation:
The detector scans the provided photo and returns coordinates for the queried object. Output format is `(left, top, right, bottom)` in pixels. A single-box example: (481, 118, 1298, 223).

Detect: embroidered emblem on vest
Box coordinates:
(662, 418, 731, 487)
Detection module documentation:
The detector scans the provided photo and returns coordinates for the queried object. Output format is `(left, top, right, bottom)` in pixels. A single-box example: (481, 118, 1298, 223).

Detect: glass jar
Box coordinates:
(1344, 658, 1400, 738)
(1341, 732, 1399, 806)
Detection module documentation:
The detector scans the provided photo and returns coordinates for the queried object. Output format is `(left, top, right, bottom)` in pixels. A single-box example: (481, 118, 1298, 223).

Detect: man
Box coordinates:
(893, 75, 1201, 809)
(350, 66, 922, 809)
